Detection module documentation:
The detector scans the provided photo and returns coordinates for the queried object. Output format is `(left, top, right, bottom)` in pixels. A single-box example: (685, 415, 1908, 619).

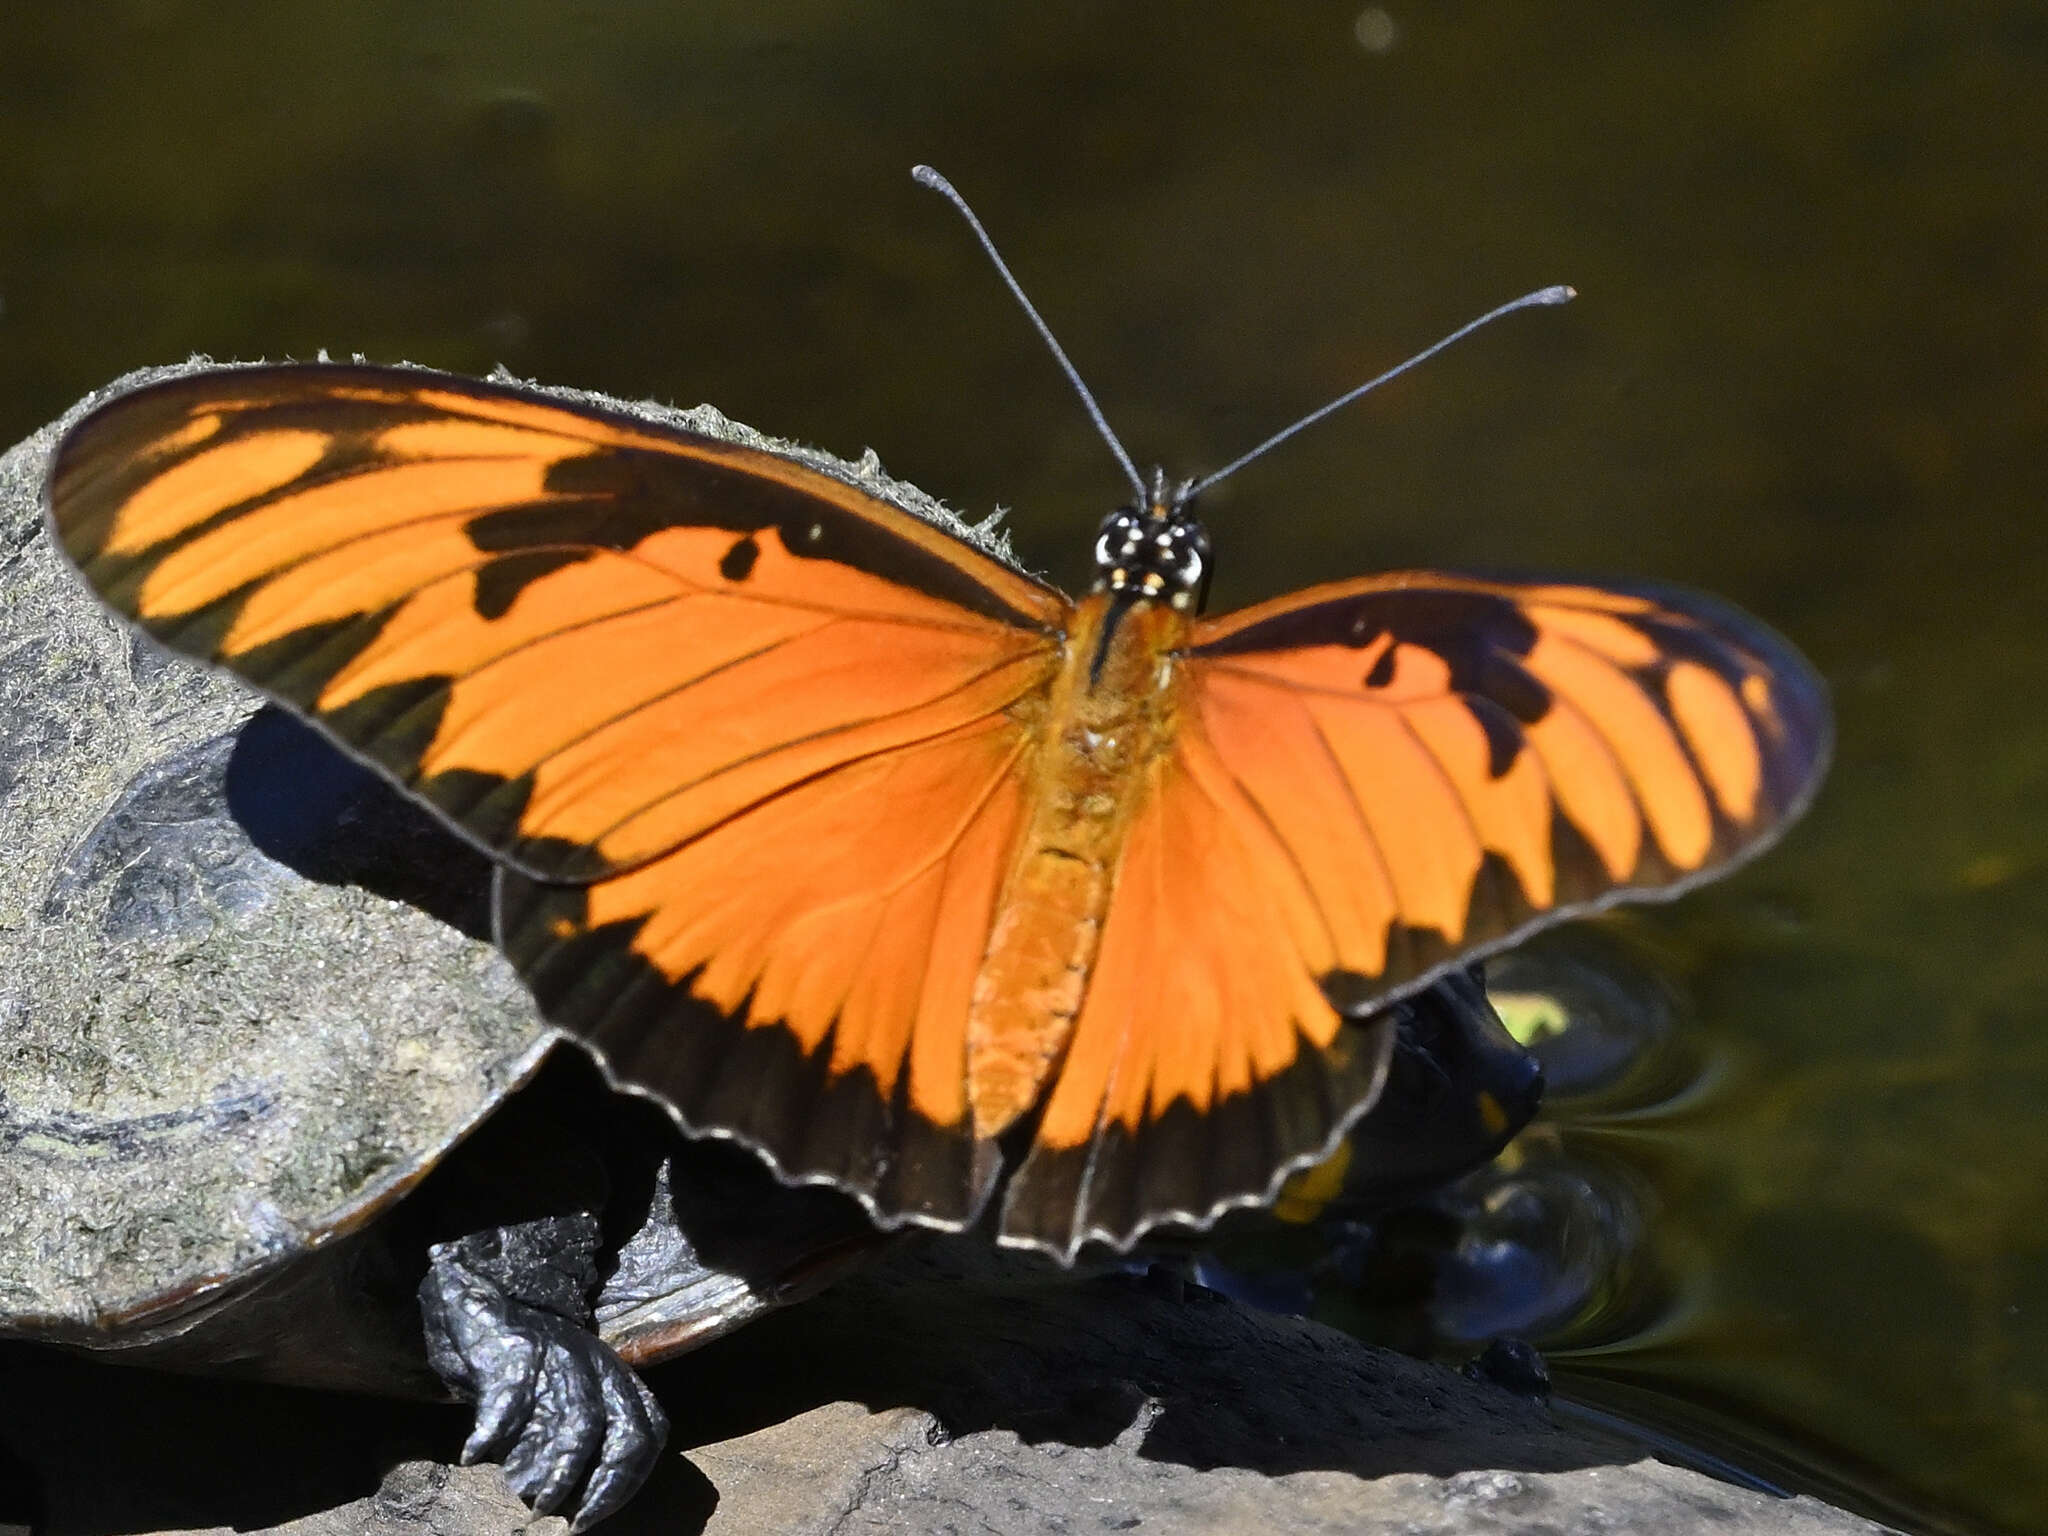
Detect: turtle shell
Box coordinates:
(0, 369, 555, 1347)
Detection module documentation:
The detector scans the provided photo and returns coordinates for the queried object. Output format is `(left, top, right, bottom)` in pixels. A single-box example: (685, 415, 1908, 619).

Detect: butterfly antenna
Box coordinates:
(1187, 285, 1577, 499)
(913, 165, 1148, 506)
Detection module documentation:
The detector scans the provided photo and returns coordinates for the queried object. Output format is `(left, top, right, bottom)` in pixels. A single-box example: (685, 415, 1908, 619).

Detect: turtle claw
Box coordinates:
(420, 1218, 669, 1528)
(495, 1315, 604, 1515)
(574, 1363, 667, 1530)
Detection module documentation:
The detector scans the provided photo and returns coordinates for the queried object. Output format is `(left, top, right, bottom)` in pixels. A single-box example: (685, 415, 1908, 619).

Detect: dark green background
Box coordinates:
(4, 3, 2043, 1532)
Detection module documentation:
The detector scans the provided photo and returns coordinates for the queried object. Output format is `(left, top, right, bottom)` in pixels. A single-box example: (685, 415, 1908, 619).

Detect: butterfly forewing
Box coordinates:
(1181, 572, 1831, 1012)
(48, 366, 1067, 881)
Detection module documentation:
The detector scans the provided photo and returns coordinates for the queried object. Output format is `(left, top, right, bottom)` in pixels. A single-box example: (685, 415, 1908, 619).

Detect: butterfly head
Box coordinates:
(1093, 473, 1211, 612)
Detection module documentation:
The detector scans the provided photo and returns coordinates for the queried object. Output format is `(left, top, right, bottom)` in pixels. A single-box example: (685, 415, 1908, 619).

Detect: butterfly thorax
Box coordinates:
(964, 589, 1194, 1138)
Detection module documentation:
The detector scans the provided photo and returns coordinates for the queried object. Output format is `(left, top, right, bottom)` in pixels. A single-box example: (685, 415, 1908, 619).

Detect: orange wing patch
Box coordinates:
(1185, 572, 1831, 1011)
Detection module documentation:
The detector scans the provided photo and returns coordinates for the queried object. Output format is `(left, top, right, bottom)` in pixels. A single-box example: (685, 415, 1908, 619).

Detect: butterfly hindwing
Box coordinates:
(998, 722, 1399, 1254)
(497, 707, 1036, 1228)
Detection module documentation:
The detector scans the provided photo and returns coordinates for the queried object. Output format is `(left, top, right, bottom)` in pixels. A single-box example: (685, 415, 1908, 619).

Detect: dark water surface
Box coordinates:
(3, 4, 2043, 1532)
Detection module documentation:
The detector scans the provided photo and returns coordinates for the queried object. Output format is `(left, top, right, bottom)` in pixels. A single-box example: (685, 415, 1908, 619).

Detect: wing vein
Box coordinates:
(1189, 657, 1408, 703)
(1390, 703, 1486, 859)
(1537, 627, 1659, 837)
(585, 651, 1048, 868)
(417, 617, 842, 783)
(1299, 697, 1401, 932)
(765, 732, 1028, 931)
(572, 649, 1046, 856)
(1177, 718, 1338, 964)
(160, 475, 1045, 638)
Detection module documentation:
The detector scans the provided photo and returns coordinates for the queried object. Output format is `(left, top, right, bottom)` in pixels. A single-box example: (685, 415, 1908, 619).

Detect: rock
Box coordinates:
(4, 1244, 1894, 1534)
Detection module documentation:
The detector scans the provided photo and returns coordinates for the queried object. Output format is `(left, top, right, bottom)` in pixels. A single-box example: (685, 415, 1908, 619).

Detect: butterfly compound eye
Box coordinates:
(1093, 509, 1145, 572)
(1093, 507, 1211, 611)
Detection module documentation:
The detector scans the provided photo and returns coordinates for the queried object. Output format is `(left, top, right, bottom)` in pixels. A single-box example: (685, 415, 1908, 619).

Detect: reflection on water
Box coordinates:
(1429, 1150, 1663, 1347)
(1205, 921, 2009, 1534)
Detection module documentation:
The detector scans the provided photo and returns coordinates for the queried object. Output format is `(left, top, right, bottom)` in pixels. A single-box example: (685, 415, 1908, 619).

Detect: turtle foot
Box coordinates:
(420, 1216, 669, 1530)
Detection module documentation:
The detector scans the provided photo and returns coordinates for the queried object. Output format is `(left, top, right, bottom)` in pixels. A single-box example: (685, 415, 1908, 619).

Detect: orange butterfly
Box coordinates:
(42, 184, 1829, 1263)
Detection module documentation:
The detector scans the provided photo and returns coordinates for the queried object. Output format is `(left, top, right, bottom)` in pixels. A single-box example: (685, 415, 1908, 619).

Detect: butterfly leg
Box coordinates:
(418, 1212, 667, 1531)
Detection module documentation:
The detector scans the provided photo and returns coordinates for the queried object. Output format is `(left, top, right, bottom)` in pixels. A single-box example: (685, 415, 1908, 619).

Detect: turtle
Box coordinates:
(0, 376, 891, 1523)
(0, 366, 1549, 1528)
